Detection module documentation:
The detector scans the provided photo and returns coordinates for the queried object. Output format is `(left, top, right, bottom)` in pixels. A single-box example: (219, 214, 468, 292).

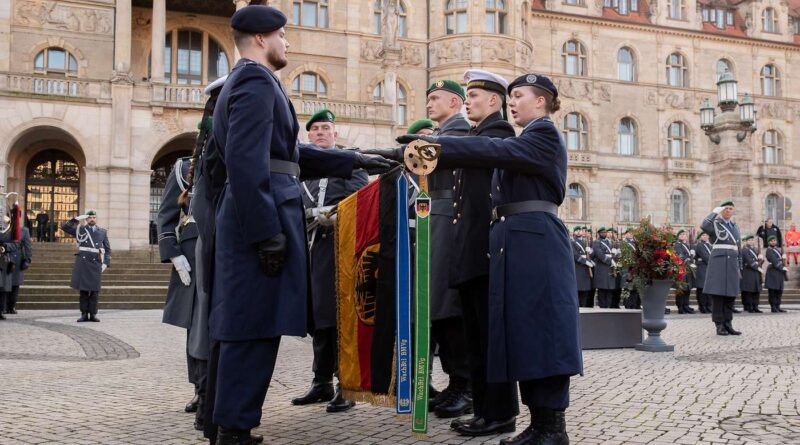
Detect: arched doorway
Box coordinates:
(150, 138, 193, 243)
(25, 149, 80, 242)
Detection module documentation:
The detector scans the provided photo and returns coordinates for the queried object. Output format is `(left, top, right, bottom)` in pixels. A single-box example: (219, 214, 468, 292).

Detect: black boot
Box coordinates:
(433, 379, 473, 419)
(716, 324, 729, 336)
(0, 312, 5, 320)
(217, 428, 256, 445)
(723, 322, 741, 335)
(771, 305, 778, 313)
(326, 384, 355, 413)
(528, 408, 569, 445)
(291, 381, 334, 405)
(185, 392, 199, 413)
(89, 314, 100, 322)
(77, 312, 89, 322)
(450, 415, 480, 430)
(428, 384, 451, 410)
(455, 416, 516, 436)
(499, 423, 536, 445)
(777, 305, 787, 313)
(684, 305, 695, 314)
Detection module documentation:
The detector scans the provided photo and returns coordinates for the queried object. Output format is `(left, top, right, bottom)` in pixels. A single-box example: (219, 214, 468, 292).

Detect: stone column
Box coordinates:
(233, 0, 249, 61)
(114, 0, 132, 73)
(150, 0, 166, 83)
(706, 111, 755, 231)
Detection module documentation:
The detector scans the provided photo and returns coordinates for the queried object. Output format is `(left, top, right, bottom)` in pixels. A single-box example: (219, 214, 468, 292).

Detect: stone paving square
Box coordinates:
(1, 308, 799, 444)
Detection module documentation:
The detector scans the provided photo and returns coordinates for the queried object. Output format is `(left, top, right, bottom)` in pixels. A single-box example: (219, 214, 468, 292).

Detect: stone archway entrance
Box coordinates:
(149, 136, 194, 244)
(25, 149, 80, 242)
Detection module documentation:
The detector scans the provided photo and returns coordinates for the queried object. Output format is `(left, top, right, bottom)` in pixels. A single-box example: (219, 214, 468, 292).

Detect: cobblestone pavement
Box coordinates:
(1, 308, 799, 445)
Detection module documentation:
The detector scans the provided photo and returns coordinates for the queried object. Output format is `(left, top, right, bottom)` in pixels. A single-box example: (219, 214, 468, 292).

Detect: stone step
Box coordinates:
(16, 301, 165, 310)
(19, 292, 167, 303)
(24, 280, 169, 286)
(25, 264, 171, 271)
(20, 286, 167, 297)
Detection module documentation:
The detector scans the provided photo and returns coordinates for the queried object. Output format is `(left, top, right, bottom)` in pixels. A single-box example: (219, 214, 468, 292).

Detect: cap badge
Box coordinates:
(436, 80, 444, 88)
(526, 74, 537, 84)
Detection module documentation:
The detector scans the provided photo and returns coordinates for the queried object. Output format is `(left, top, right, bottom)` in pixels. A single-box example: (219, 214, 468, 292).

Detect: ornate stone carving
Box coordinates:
(430, 39, 472, 65)
(400, 46, 423, 66)
(760, 102, 788, 120)
(481, 40, 514, 63)
(13, 1, 113, 35)
(361, 40, 383, 62)
(646, 90, 694, 110)
(111, 71, 135, 85)
(151, 109, 184, 134)
(381, 0, 401, 51)
(557, 79, 611, 102)
(517, 43, 532, 69)
(361, 40, 422, 66)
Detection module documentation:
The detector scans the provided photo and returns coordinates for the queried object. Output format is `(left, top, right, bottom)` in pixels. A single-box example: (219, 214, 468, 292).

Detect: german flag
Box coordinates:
(336, 168, 401, 403)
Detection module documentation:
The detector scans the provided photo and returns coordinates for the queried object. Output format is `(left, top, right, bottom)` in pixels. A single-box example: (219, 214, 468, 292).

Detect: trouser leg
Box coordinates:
(768, 289, 777, 309)
(79, 290, 90, 313)
(597, 289, 610, 308)
(8, 285, 18, 312)
(88, 291, 99, 315)
(213, 337, 281, 431)
(611, 289, 621, 309)
(518, 375, 570, 410)
(723, 297, 734, 322)
(203, 340, 220, 443)
(431, 316, 470, 385)
(311, 327, 337, 383)
(711, 295, 726, 324)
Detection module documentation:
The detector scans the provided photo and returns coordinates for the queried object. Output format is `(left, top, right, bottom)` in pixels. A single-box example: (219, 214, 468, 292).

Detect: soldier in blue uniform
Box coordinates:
(764, 235, 788, 312)
(61, 210, 111, 322)
(572, 226, 594, 308)
(209, 6, 390, 444)
(700, 201, 742, 336)
(693, 231, 712, 313)
(0, 222, 20, 320)
(3, 225, 31, 315)
(739, 235, 762, 313)
(673, 230, 696, 314)
(621, 229, 641, 309)
(370, 73, 583, 445)
(291, 109, 368, 413)
(591, 227, 617, 308)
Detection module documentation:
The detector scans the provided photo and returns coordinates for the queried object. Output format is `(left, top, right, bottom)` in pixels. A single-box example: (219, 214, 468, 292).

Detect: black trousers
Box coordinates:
(610, 289, 621, 309)
(458, 277, 519, 421)
(597, 289, 613, 308)
(7, 285, 19, 312)
(79, 290, 99, 315)
(768, 289, 783, 308)
(711, 295, 734, 324)
(0, 291, 6, 314)
(187, 349, 208, 423)
(519, 375, 570, 410)
(311, 327, 338, 383)
(37, 225, 45, 241)
(741, 291, 760, 310)
(578, 290, 594, 308)
(623, 290, 640, 309)
(213, 337, 281, 431)
(203, 340, 220, 443)
(696, 288, 707, 308)
(431, 315, 470, 383)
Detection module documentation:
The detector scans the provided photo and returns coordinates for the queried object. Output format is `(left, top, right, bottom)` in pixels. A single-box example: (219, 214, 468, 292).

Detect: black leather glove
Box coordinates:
(20, 260, 30, 271)
(257, 233, 287, 277)
(353, 151, 399, 175)
(356, 147, 405, 163)
(396, 134, 439, 145)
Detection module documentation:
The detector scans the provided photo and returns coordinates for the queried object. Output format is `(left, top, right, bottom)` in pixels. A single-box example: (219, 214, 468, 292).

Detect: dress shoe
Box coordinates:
(326, 386, 355, 413)
(185, 394, 199, 413)
(7, 308, 16, 314)
(450, 415, 480, 430)
(0, 313, 5, 320)
(677, 307, 686, 314)
(433, 390, 473, 418)
(684, 306, 695, 314)
(217, 428, 256, 445)
(194, 418, 204, 431)
(455, 416, 516, 436)
(777, 307, 787, 313)
(89, 315, 100, 322)
(771, 306, 778, 313)
(732, 308, 742, 313)
(429, 386, 451, 410)
(753, 307, 763, 313)
(77, 313, 89, 322)
(716, 324, 729, 336)
(664, 308, 671, 315)
(723, 322, 741, 335)
(291, 381, 334, 405)
(428, 383, 440, 401)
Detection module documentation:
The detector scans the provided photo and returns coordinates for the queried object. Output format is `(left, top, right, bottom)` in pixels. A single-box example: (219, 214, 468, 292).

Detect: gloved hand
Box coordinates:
(356, 147, 405, 163)
(353, 152, 398, 175)
(257, 233, 287, 277)
(318, 212, 337, 227)
(170, 255, 192, 286)
(690, 249, 696, 256)
(758, 254, 765, 260)
(396, 134, 439, 145)
(76, 214, 89, 221)
(586, 260, 596, 268)
(611, 248, 620, 255)
(586, 247, 593, 254)
(783, 267, 788, 272)
(712, 206, 725, 214)
(101, 264, 108, 273)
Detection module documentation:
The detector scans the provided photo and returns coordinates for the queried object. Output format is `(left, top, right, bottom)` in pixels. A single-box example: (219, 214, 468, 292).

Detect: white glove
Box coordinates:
(586, 247, 593, 254)
(783, 267, 788, 272)
(605, 254, 612, 260)
(587, 260, 596, 268)
(690, 249, 696, 256)
(101, 264, 108, 273)
(170, 255, 192, 286)
(318, 212, 337, 227)
(611, 248, 620, 255)
(76, 214, 89, 221)
(758, 254, 765, 260)
(713, 206, 725, 214)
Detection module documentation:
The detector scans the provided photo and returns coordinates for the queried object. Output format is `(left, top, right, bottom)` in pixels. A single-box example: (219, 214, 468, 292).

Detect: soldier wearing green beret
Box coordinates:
(739, 235, 762, 313)
(693, 231, 712, 313)
(764, 235, 788, 312)
(407, 118, 435, 135)
(701, 201, 743, 335)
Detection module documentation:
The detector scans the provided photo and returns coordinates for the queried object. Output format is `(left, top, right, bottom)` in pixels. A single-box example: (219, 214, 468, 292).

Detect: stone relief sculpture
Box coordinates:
(382, 0, 400, 50)
(14, 0, 113, 35)
(401, 46, 423, 66)
(361, 40, 383, 61)
(482, 40, 514, 62)
(431, 40, 471, 64)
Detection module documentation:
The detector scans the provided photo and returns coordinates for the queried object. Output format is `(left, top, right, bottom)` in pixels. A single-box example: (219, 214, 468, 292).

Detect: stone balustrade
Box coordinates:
(292, 97, 394, 123)
(1, 73, 92, 98)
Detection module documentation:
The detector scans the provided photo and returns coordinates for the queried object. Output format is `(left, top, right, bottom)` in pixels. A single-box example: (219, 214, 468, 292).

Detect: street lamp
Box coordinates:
(739, 93, 755, 125)
(700, 98, 715, 130)
(717, 70, 738, 112)
(701, 69, 757, 144)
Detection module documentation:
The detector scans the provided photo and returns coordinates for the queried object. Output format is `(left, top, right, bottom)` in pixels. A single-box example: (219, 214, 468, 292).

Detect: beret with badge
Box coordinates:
(306, 108, 336, 131)
(508, 73, 558, 99)
(407, 119, 435, 135)
(426, 80, 465, 101)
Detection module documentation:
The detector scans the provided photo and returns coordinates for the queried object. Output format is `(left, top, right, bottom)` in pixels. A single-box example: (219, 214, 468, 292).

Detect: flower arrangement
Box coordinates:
(619, 217, 686, 294)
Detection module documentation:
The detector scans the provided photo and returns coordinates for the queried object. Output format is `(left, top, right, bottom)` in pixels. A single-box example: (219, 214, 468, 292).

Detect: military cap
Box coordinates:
(742, 235, 754, 241)
(86, 209, 97, 216)
(408, 119, 435, 135)
(719, 200, 735, 207)
(306, 108, 335, 131)
(463, 69, 508, 96)
(508, 73, 558, 99)
(427, 80, 466, 101)
(676, 229, 685, 236)
(623, 227, 632, 234)
(204, 74, 228, 95)
(768, 235, 777, 241)
(585, 227, 593, 233)
(573, 226, 582, 233)
(597, 226, 608, 233)
(231, 5, 287, 34)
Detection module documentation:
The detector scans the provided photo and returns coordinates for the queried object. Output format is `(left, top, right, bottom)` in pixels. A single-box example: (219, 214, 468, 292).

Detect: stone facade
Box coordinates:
(0, 0, 798, 249)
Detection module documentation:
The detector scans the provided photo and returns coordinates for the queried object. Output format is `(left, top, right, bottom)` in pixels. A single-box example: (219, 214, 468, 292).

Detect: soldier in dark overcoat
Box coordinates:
(700, 201, 742, 336)
(673, 230, 696, 313)
(0, 226, 19, 320)
(3, 226, 31, 314)
(739, 235, 762, 313)
(693, 231, 712, 313)
(572, 227, 594, 308)
(621, 229, 640, 309)
(61, 210, 111, 322)
(591, 227, 616, 308)
(764, 236, 787, 313)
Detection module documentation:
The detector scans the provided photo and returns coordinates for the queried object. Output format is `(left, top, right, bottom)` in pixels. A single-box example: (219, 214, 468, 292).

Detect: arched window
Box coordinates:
(485, 0, 507, 34)
(668, 121, 689, 158)
(562, 113, 588, 151)
(670, 189, 688, 224)
(763, 7, 778, 33)
(25, 149, 81, 243)
(33, 47, 78, 76)
(666, 53, 688, 87)
(716, 59, 733, 81)
(157, 30, 230, 84)
(373, 0, 408, 36)
(618, 118, 637, 155)
(566, 183, 587, 221)
(619, 186, 639, 223)
(293, 0, 329, 28)
(292, 72, 328, 97)
(562, 40, 587, 76)
(760, 64, 781, 97)
(765, 193, 782, 224)
(445, 0, 468, 34)
(762, 130, 783, 164)
(617, 47, 635, 82)
(373, 81, 408, 126)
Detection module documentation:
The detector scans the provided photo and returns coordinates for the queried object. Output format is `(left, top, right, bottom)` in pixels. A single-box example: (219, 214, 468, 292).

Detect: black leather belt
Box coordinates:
(271, 159, 301, 176)
(429, 190, 454, 200)
(492, 200, 558, 222)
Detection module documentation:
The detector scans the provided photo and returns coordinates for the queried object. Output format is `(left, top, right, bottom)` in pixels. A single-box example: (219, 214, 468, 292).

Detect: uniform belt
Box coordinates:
(429, 190, 454, 200)
(492, 200, 558, 222)
(271, 159, 301, 176)
(78, 247, 100, 253)
(712, 244, 737, 251)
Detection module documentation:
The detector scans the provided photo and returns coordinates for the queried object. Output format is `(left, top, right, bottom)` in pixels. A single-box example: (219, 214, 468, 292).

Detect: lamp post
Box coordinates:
(701, 70, 757, 144)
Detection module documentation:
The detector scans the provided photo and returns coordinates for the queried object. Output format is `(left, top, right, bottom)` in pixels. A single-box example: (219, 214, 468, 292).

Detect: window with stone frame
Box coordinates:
(563, 113, 588, 151)
(716, 59, 733, 81)
(619, 186, 639, 223)
(793, 17, 800, 35)
(34, 47, 78, 77)
(668, 121, 689, 158)
(562, 40, 587, 76)
(670, 189, 688, 224)
(565, 0, 584, 6)
(762, 130, 783, 165)
(760, 64, 781, 97)
(373, 81, 408, 126)
(485, 0, 508, 34)
(701, 7, 734, 29)
(762, 7, 778, 33)
(373, 0, 408, 36)
(566, 183, 587, 221)
(445, 0, 468, 34)
(292, 72, 328, 98)
(667, 0, 685, 20)
(666, 52, 688, 87)
(292, 0, 329, 28)
(618, 118, 637, 155)
(617, 47, 635, 81)
(603, 0, 638, 15)
(154, 30, 230, 85)
(765, 193, 782, 224)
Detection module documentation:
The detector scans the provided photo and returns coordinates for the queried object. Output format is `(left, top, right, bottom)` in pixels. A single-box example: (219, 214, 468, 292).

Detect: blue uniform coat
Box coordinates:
(739, 246, 762, 293)
(210, 59, 356, 341)
(591, 238, 616, 290)
(765, 246, 785, 290)
(572, 238, 592, 292)
(434, 116, 583, 383)
(693, 241, 711, 288)
(11, 227, 32, 287)
(61, 219, 111, 292)
(700, 213, 741, 297)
